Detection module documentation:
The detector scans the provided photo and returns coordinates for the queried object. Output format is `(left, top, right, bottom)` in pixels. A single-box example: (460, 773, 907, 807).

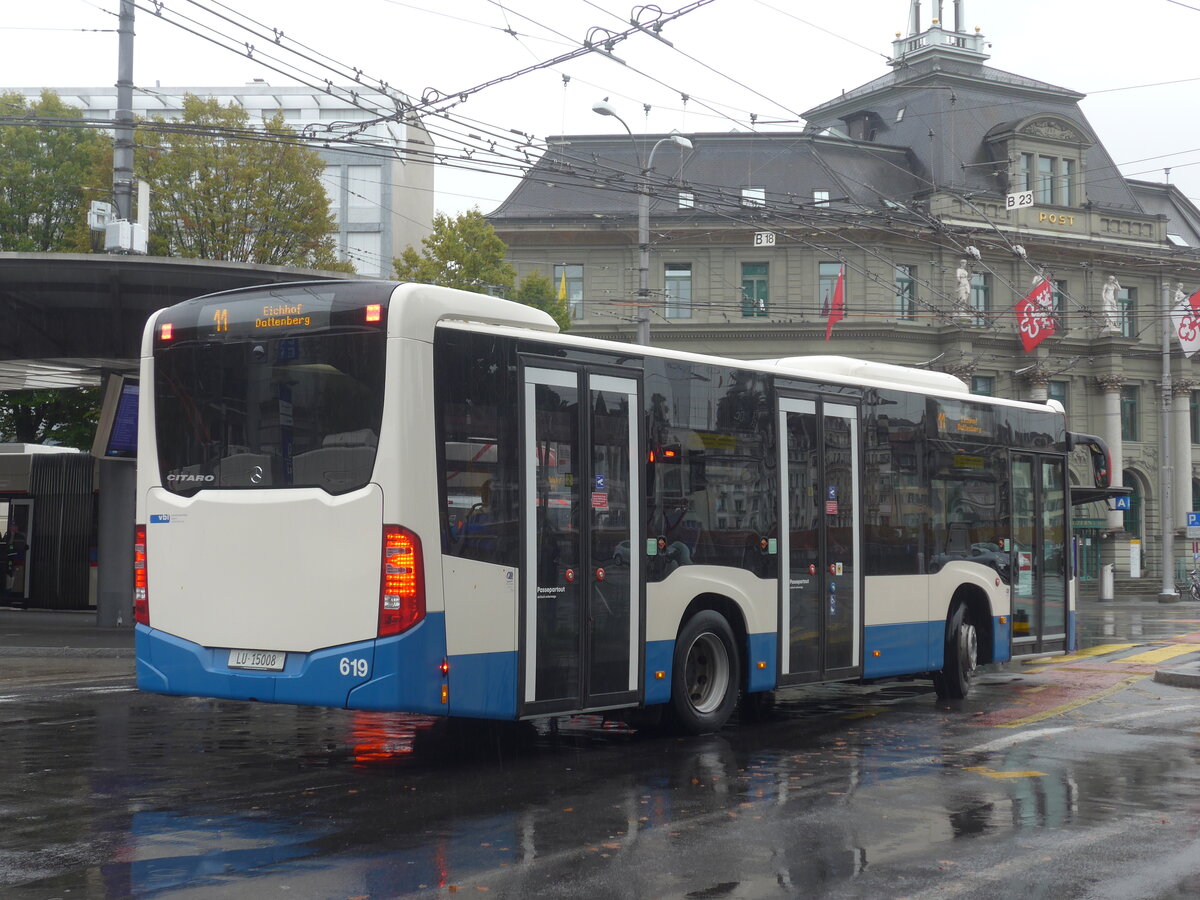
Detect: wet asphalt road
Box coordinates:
(1, 603, 1199, 899)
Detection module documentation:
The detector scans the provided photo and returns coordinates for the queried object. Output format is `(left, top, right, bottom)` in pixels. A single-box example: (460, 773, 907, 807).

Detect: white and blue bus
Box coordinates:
(134, 281, 1114, 733)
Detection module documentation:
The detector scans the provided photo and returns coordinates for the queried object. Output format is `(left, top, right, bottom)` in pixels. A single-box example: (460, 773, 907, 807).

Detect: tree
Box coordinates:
(138, 95, 351, 271)
(0, 90, 110, 252)
(393, 209, 516, 294)
(393, 209, 568, 329)
(514, 270, 571, 331)
(0, 388, 101, 449)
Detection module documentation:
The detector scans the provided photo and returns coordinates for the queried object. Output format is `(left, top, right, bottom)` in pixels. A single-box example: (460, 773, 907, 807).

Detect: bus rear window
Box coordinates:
(155, 330, 386, 495)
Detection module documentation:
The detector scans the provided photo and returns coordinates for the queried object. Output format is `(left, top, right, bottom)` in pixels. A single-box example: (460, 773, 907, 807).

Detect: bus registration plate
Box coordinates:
(228, 649, 286, 671)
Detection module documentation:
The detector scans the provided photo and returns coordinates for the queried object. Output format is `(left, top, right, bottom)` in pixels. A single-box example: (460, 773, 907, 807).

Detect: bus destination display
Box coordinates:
(197, 292, 333, 338)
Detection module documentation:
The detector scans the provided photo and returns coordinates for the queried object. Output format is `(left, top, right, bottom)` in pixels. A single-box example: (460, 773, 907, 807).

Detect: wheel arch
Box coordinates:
(679, 592, 748, 653)
(946, 584, 995, 665)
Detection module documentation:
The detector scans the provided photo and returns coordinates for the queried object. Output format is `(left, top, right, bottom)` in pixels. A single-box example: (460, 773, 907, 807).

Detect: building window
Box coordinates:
(346, 165, 382, 224)
(678, 191, 694, 209)
(1018, 153, 1034, 192)
(553, 264, 585, 319)
(345, 231, 382, 277)
(1048, 380, 1068, 412)
(665, 263, 692, 319)
(813, 189, 830, 206)
(1037, 155, 1055, 204)
(971, 273, 990, 324)
(1192, 391, 1200, 444)
(741, 187, 765, 208)
(971, 375, 994, 396)
(895, 264, 916, 320)
(1119, 286, 1137, 339)
(1058, 158, 1075, 206)
(320, 166, 343, 224)
(1051, 278, 1068, 322)
(741, 262, 769, 317)
(818, 262, 842, 318)
(1120, 385, 1139, 441)
(895, 107, 906, 122)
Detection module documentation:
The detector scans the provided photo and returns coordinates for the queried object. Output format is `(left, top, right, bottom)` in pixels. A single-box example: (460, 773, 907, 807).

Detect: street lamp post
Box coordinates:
(592, 100, 692, 345)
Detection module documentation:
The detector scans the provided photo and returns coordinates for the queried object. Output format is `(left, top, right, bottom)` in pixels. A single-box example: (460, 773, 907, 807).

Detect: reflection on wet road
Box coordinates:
(2, 611, 1200, 898)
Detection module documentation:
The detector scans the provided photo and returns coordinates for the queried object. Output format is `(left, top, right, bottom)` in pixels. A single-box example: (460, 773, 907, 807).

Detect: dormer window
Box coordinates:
(989, 116, 1092, 210)
(742, 187, 765, 208)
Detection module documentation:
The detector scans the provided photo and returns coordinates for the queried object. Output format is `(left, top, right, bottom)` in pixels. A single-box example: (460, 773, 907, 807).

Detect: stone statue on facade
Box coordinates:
(1101, 274, 1122, 333)
(954, 259, 973, 322)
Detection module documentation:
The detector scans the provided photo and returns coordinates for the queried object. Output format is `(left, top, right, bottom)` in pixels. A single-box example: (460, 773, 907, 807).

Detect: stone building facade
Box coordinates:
(490, 9, 1200, 589)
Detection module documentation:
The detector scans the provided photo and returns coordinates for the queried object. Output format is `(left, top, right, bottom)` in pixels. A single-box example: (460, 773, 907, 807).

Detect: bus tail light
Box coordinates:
(133, 524, 149, 625)
(380, 525, 425, 637)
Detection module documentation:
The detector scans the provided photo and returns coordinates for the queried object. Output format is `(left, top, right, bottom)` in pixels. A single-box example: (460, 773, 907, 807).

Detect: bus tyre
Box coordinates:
(933, 602, 978, 700)
(669, 611, 740, 734)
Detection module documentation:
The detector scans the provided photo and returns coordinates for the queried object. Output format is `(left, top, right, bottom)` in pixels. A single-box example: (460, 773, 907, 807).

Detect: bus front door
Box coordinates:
(778, 398, 862, 685)
(521, 366, 641, 717)
(1011, 453, 1068, 654)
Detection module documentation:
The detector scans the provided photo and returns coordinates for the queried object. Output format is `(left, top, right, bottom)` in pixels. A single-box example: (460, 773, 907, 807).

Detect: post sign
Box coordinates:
(1006, 190, 1034, 210)
(1109, 496, 1131, 511)
(1187, 512, 1200, 539)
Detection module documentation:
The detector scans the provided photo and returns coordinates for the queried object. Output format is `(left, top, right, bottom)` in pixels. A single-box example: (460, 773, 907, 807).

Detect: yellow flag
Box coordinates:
(557, 271, 567, 302)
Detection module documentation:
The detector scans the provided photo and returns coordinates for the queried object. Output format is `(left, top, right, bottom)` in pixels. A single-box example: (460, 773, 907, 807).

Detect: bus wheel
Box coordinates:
(669, 610, 740, 734)
(933, 602, 978, 700)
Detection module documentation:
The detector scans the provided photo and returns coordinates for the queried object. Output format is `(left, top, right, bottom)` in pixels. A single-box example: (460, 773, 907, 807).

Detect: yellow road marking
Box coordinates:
(997, 674, 1146, 728)
(842, 707, 887, 720)
(1120, 644, 1200, 665)
(965, 766, 1047, 779)
(1023, 643, 1136, 665)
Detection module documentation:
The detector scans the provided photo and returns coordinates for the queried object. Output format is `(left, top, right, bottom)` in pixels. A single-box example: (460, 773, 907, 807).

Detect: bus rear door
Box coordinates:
(520, 364, 642, 717)
(778, 397, 862, 685)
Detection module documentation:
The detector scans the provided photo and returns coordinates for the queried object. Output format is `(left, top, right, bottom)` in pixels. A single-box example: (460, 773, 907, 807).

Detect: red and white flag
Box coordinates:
(824, 266, 845, 341)
(1172, 288, 1200, 358)
(1015, 279, 1056, 353)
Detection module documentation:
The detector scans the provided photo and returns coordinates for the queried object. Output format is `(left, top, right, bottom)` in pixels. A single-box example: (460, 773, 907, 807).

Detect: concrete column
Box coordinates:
(1175, 383, 1194, 527)
(96, 460, 135, 628)
(1097, 375, 1125, 532)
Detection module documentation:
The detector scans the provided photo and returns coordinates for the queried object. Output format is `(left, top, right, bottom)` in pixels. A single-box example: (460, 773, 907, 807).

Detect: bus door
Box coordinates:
(778, 398, 862, 684)
(1011, 453, 1068, 654)
(521, 364, 641, 716)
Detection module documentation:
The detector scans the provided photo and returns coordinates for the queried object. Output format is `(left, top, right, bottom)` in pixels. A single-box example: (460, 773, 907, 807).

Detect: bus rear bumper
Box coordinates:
(134, 614, 448, 713)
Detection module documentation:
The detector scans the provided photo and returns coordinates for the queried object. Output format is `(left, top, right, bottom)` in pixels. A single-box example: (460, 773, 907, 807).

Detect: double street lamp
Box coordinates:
(592, 100, 693, 346)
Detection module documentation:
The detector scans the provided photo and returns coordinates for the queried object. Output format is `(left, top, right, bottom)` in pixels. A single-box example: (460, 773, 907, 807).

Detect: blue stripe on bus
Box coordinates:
(863, 622, 940, 678)
(135, 613, 450, 712)
(992, 616, 1012, 662)
(746, 633, 776, 693)
(644, 640, 673, 705)
(1066, 610, 1076, 652)
(446, 651, 518, 719)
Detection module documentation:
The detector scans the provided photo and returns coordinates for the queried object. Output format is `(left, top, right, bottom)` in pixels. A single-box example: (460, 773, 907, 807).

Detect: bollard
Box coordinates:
(1099, 563, 1114, 602)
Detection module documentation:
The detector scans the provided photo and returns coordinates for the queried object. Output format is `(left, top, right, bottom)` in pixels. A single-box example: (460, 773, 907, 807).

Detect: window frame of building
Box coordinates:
(553, 263, 585, 320)
(970, 375, 994, 396)
(741, 187, 765, 208)
(1057, 158, 1075, 207)
(678, 191, 694, 209)
(818, 262, 842, 318)
(895, 264, 917, 320)
(1119, 286, 1137, 339)
(741, 262, 769, 317)
(1018, 152, 1034, 192)
(1051, 278, 1068, 323)
(1048, 380, 1068, 412)
(970, 272, 990, 324)
(1191, 390, 1200, 444)
(664, 262, 693, 319)
(813, 189, 830, 206)
(1120, 385, 1140, 442)
(1036, 154, 1056, 204)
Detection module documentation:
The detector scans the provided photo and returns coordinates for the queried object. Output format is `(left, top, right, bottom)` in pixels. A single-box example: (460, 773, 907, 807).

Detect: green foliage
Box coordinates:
(138, 95, 352, 271)
(0, 90, 110, 252)
(393, 209, 515, 294)
(514, 269, 571, 331)
(0, 388, 102, 450)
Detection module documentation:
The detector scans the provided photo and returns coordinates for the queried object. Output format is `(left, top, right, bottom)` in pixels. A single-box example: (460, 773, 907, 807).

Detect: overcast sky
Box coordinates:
(7, 0, 1200, 217)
